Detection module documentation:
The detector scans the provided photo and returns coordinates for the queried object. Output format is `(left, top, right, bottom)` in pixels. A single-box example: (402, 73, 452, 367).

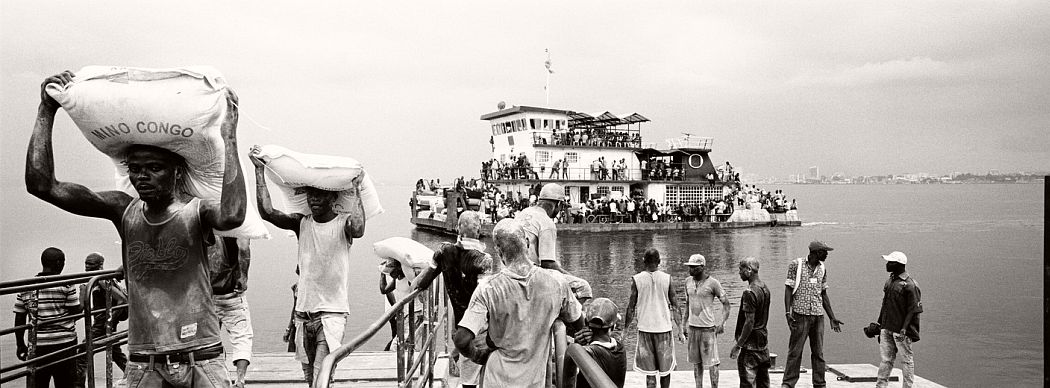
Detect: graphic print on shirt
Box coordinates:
(127, 237, 190, 281)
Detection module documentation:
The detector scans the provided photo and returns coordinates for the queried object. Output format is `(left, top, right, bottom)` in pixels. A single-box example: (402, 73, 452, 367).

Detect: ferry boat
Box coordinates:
(410, 105, 801, 236)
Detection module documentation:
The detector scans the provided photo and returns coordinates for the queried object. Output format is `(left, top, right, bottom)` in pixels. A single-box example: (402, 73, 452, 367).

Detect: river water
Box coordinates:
(1, 183, 1043, 387)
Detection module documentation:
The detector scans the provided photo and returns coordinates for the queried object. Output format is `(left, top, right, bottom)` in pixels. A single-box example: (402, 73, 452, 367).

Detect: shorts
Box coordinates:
(687, 326, 719, 367)
(634, 331, 676, 376)
(213, 292, 254, 363)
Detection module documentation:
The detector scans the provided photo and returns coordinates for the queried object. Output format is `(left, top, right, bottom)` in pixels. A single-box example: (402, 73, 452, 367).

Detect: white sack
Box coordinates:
(45, 65, 269, 239)
(373, 237, 435, 284)
(255, 145, 384, 219)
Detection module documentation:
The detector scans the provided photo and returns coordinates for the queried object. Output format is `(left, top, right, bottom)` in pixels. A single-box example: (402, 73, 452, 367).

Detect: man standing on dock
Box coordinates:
(26, 72, 244, 388)
(250, 149, 366, 387)
(682, 254, 730, 388)
(13, 247, 84, 388)
(624, 248, 684, 388)
(874, 251, 922, 388)
(454, 218, 585, 387)
(782, 241, 844, 388)
(730, 257, 771, 388)
(414, 211, 493, 388)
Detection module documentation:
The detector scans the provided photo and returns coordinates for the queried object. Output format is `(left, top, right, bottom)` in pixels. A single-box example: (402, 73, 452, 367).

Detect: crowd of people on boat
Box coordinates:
(480, 156, 747, 184)
(539, 128, 642, 148)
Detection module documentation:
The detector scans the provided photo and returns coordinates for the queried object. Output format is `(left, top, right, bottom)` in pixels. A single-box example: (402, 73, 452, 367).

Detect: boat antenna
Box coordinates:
(544, 48, 554, 107)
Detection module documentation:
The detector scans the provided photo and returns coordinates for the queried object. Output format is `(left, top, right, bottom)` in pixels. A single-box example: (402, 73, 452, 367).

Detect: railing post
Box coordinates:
(396, 308, 406, 383)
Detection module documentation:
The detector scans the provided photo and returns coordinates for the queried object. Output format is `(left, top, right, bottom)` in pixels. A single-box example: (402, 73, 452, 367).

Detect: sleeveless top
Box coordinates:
(295, 214, 352, 313)
(633, 270, 673, 333)
(122, 198, 221, 353)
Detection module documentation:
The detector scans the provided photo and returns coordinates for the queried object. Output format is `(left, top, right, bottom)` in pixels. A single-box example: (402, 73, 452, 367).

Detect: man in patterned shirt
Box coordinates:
(782, 241, 844, 388)
(13, 247, 84, 388)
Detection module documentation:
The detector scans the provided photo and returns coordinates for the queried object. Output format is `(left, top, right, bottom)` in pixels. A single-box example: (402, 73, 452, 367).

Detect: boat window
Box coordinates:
(565, 152, 579, 164)
(535, 150, 550, 164)
(597, 186, 610, 197)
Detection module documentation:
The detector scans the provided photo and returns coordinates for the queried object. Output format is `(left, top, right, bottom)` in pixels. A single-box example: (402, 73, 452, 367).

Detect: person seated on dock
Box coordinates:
(454, 219, 585, 388)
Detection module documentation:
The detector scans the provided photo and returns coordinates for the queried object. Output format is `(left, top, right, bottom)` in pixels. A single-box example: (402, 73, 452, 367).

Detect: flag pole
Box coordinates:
(545, 48, 553, 107)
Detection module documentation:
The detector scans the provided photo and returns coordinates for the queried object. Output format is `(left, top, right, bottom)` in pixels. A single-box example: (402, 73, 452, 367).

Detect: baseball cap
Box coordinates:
(882, 251, 908, 265)
(538, 183, 564, 201)
(808, 241, 834, 252)
(684, 254, 706, 266)
(85, 252, 105, 266)
(585, 298, 620, 328)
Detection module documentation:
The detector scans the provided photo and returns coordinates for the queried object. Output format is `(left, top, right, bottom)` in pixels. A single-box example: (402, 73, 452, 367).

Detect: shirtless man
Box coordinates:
(26, 71, 246, 387)
(249, 148, 365, 387)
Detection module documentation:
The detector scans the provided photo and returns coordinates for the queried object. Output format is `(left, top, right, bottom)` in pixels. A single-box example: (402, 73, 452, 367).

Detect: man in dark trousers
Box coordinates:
(875, 251, 922, 388)
(782, 241, 844, 388)
(730, 257, 771, 388)
(13, 247, 84, 388)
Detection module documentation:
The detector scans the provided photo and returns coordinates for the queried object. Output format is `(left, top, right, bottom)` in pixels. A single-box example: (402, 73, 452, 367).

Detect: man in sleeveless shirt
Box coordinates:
(26, 71, 246, 388)
(250, 148, 366, 387)
(624, 248, 684, 388)
(414, 211, 493, 388)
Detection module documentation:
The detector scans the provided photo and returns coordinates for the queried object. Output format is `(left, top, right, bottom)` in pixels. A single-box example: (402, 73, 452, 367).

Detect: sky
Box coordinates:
(2, 0, 1048, 189)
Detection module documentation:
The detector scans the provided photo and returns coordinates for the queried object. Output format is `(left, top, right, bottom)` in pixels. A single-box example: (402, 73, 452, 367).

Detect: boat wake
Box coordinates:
(801, 221, 839, 226)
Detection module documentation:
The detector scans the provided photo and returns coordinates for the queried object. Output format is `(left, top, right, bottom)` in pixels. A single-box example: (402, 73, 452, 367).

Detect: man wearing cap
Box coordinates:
(81, 253, 129, 378)
(730, 257, 771, 388)
(414, 211, 494, 388)
(782, 241, 844, 388)
(454, 219, 585, 388)
(515, 182, 565, 270)
(570, 298, 627, 388)
(682, 254, 730, 388)
(875, 251, 922, 388)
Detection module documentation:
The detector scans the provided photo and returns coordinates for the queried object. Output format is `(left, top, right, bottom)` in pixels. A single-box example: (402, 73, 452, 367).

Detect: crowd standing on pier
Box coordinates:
(14, 71, 923, 388)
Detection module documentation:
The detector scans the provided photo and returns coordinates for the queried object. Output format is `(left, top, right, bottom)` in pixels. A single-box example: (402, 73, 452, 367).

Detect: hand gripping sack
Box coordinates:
(254, 145, 384, 219)
(373, 237, 435, 284)
(45, 66, 269, 239)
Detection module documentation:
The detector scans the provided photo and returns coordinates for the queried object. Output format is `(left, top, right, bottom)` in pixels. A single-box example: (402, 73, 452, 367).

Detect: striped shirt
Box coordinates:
(13, 283, 79, 345)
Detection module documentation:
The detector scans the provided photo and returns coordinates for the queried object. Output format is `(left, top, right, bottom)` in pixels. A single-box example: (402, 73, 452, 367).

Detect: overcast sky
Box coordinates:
(2, 0, 1048, 186)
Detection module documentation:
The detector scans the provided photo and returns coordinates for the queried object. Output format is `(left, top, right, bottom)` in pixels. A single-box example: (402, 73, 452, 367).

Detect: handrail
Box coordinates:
(566, 343, 618, 388)
(315, 275, 448, 388)
(0, 269, 127, 387)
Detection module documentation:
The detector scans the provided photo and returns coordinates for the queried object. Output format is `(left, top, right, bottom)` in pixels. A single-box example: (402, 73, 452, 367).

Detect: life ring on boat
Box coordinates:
(688, 154, 704, 169)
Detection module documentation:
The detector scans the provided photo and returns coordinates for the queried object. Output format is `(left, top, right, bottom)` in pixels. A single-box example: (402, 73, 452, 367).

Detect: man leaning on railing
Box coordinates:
(13, 247, 85, 388)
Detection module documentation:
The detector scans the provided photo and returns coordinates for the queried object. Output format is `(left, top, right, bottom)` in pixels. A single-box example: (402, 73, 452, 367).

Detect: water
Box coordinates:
(1, 183, 1043, 387)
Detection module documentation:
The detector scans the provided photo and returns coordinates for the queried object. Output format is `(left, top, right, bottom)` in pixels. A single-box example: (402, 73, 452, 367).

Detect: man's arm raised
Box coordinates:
(201, 90, 247, 231)
(26, 71, 131, 224)
(343, 174, 366, 240)
(248, 147, 302, 233)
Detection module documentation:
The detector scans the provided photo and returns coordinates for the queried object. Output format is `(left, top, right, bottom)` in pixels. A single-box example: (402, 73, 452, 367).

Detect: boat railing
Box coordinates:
(0, 269, 128, 388)
(482, 165, 723, 183)
(314, 276, 449, 388)
(531, 132, 642, 149)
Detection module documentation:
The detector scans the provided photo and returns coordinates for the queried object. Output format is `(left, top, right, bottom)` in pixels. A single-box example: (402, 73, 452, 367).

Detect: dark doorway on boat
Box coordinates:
(579, 186, 590, 202)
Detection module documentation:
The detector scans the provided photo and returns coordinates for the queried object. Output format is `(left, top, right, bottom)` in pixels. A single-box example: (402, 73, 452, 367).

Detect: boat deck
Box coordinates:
(79, 352, 946, 387)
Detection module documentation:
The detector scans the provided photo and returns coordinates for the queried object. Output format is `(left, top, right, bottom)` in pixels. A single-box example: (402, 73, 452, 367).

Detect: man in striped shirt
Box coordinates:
(13, 247, 84, 388)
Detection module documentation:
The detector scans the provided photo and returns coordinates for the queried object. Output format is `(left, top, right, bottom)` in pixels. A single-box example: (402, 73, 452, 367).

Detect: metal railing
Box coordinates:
(314, 276, 448, 388)
(0, 270, 128, 388)
(482, 165, 720, 182)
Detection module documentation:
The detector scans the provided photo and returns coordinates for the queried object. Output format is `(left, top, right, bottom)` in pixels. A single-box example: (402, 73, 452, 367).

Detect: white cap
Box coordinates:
(685, 254, 706, 266)
(882, 251, 908, 265)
